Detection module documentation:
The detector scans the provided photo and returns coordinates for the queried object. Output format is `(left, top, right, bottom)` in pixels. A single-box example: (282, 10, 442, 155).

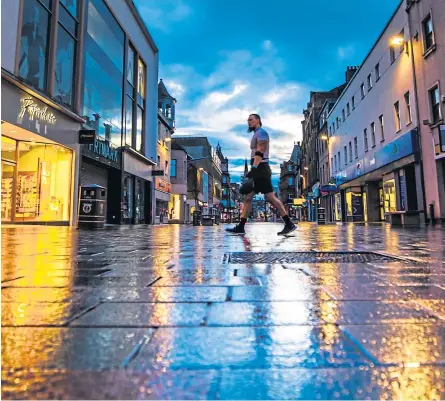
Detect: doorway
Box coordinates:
(1, 161, 15, 222)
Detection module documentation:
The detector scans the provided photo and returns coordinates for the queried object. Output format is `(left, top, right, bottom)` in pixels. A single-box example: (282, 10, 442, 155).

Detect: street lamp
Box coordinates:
(320, 134, 328, 141)
(390, 35, 404, 46)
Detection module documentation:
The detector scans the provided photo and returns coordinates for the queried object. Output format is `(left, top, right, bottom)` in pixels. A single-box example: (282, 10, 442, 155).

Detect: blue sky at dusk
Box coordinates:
(136, 0, 401, 182)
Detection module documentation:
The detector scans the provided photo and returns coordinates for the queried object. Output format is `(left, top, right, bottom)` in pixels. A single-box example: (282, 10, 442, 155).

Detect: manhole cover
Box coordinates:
(227, 252, 403, 264)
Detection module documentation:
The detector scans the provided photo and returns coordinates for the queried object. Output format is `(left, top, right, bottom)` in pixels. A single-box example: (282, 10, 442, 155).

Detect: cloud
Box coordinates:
(162, 42, 306, 182)
(137, 0, 191, 32)
(263, 40, 273, 51)
(337, 44, 355, 60)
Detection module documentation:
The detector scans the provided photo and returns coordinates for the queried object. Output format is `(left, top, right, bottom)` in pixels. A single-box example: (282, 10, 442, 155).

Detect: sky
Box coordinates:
(135, 0, 401, 183)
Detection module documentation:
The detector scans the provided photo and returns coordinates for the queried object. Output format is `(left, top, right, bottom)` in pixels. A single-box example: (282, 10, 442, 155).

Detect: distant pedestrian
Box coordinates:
(226, 114, 297, 235)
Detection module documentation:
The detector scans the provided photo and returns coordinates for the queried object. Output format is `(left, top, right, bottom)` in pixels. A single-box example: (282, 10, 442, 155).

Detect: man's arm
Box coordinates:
(252, 140, 267, 167)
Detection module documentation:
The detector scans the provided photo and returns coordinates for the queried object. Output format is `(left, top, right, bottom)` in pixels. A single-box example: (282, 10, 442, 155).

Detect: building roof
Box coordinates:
(158, 79, 176, 101)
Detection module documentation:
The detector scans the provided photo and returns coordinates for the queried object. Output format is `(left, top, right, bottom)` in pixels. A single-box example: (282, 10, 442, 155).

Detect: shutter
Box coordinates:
(80, 162, 108, 188)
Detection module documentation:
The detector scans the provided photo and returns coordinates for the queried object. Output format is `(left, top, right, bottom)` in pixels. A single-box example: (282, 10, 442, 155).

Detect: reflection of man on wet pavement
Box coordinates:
(227, 114, 297, 236)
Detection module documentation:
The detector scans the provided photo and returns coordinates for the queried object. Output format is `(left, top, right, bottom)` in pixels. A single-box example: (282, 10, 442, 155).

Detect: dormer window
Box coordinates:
(166, 104, 172, 119)
(158, 102, 163, 112)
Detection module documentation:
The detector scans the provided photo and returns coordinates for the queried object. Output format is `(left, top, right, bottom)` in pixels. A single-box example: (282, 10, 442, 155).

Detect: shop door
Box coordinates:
(1, 161, 15, 222)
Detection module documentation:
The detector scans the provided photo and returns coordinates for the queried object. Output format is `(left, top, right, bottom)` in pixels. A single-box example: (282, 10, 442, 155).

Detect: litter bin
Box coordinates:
(78, 184, 107, 229)
(317, 207, 326, 225)
(192, 210, 201, 226)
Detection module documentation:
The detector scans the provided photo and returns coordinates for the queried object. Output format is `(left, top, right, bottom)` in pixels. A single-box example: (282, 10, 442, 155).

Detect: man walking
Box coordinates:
(226, 114, 297, 236)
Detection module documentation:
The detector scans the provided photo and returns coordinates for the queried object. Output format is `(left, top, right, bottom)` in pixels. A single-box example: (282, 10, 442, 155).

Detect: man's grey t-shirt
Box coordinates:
(250, 127, 270, 163)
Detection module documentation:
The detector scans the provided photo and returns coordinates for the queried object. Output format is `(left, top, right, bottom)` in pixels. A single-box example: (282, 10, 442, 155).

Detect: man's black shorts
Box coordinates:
(253, 162, 273, 194)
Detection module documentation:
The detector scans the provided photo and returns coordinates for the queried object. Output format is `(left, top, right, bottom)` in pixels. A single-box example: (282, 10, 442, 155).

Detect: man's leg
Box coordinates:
(226, 192, 254, 234)
(265, 192, 297, 235)
(264, 192, 287, 217)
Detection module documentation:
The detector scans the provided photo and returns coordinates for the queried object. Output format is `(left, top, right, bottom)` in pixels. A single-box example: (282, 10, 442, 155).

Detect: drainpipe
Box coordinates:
(406, 2, 427, 224)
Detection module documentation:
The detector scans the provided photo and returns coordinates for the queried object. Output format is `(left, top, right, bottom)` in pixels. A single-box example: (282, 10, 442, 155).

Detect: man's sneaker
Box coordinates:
(226, 224, 246, 235)
(277, 222, 297, 236)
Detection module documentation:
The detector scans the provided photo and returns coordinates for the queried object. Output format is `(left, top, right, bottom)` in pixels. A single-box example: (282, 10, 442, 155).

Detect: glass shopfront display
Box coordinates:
(134, 178, 145, 222)
(383, 179, 397, 213)
(1, 135, 73, 222)
(122, 174, 133, 219)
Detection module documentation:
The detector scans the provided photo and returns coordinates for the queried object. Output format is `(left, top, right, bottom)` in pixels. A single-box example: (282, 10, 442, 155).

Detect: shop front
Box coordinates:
(1, 80, 82, 225)
(79, 136, 122, 224)
(122, 150, 153, 224)
(155, 178, 171, 224)
(336, 128, 422, 223)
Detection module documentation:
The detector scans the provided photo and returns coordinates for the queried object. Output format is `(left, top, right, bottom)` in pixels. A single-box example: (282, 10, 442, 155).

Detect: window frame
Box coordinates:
(367, 74, 373, 91)
(429, 84, 442, 124)
(394, 101, 401, 132)
(422, 13, 435, 53)
(379, 115, 385, 142)
(354, 137, 358, 159)
(364, 128, 369, 152)
(375, 63, 380, 81)
(371, 122, 376, 147)
(360, 83, 366, 99)
(404, 92, 412, 125)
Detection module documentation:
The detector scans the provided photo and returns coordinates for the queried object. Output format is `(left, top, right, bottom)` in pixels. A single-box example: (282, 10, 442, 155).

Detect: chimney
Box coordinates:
(345, 66, 358, 84)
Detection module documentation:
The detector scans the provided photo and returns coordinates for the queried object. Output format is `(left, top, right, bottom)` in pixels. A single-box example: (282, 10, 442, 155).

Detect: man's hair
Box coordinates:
(248, 114, 262, 132)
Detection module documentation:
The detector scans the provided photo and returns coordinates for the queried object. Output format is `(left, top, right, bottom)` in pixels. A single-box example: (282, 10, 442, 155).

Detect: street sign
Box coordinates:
(79, 129, 96, 144)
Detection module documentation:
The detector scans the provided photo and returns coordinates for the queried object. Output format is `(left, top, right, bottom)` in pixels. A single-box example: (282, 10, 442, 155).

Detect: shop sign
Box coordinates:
(155, 178, 171, 193)
(320, 184, 337, 193)
(18, 97, 57, 124)
(293, 198, 305, 206)
(79, 129, 96, 144)
(87, 139, 118, 162)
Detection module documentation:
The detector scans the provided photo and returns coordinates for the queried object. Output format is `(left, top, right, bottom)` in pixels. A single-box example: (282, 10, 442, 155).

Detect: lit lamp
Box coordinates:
(391, 35, 404, 46)
(304, 167, 309, 171)
(320, 134, 328, 141)
(165, 137, 172, 142)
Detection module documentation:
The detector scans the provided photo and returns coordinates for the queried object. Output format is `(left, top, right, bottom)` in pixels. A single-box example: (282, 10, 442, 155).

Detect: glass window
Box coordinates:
(334, 155, 337, 172)
(352, 96, 355, 109)
(394, 101, 401, 131)
(15, 142, 72, 222)
(123, 175, 133, 219)
(137, 59, 145, 98)
(342, 109, 345, 122)
(127, 46, 135, 85)
(375, 63, 380, 80)
(135, 178, 144, 220)
(423, 15, 434, 50)
(390, 47, 396, 63)
(344, 146, 347, 165)
(367, 74, 372, 90)
(349, 142, 352, 162)
(405, 92, 412, 124)
(384, 179, 397, 213)
(364, 129, 368, 152)
(54, 25, 75, 108)
(346, 103, 350, 116)
(83, 0, 124, 148)
(60, 0, 77, 16)
(19, 0, 51, 91)
(125, 96, 133, 146)
(2, 136, 17, 161)
(171, 159, 177, 177)
(379, 115, 385, 141)
(136, 106, 143, 152)
(361, 84, 365, 98)
(337, 151, 341, 168)
(430, 86, 442, 123)
(371, 122, 376, 147)
(59, 4, 77, 36)
(354, 137, 358, 159)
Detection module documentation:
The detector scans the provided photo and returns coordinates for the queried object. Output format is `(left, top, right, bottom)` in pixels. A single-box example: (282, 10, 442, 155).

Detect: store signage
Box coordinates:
(18, 97, 56, 124)
(87, 139, 118, 162)
(320, 184, 337, 193)
(155, 178, 171, 193)
(293, 198, 305, 206)
(79, 129, 96, 144)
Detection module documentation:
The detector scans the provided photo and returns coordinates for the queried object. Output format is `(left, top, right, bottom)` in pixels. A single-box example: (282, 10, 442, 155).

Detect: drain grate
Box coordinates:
(227, 251, 403, 264)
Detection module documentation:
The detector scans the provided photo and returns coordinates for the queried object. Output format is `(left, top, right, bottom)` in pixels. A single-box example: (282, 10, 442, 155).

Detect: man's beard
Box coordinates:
(247, 126, 255, 132)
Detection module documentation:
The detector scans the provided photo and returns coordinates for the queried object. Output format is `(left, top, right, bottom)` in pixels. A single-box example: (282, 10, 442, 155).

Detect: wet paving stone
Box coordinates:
(412, 300, 445, 320)
(231, 286, 332, 302)
(1, 368, 220, 400)
(96, 286, 229, 303)
(1, 299, 100, 326)
(207, 302, 321, 326)
(1, 327, 153, 370)
(70, 302, 208, 327)
(129, 325, 372, 371)
(152, 276, 261, 287)
(323, 285, 414, 301)
(217, 366, 445, 400)
(342, 323, 445, 365)
(318, 300, 438, 325)
(284, 263, 377, 277)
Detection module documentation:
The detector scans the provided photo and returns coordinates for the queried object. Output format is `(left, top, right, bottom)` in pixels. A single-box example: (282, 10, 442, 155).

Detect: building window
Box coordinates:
(136, 105, 143, 152)
(375, 63, 380, 80)
(288, 177, 294, 186)
(331, 157, 334, 174)
(288, 164, 293, 172)
(394, 101, 401, 132)
(367, 74, 372, 90)
(429, 85, 442, 123)
(171, 159, 177, 177)
(364, 128, 369, 152)
(125, 98, 133, 146)
(349, 142, 352, 162)
(329, 127, 332, 136)
(390, 46, 396, 63)
(371, 122, 376, 147)
(334, 155, 337, 172)
(344, 146, 348, 165)
(338, 151, 341, 168)
(354, 137, 358, 159)
(347, 103, 350, 116)
(83, 0, 125, 148)
(19, 0, 52, 92)
(352, 96, 355, 109)
(54, 1, 78, 108)
(404, 92, 412, 124)
(379, 115, 385, 141)
(423, 14, 435, 51)
(336, 118, 339, 129)
(157, 156, 160, 167)
(342, 109, 346, 122)
(361, 84, 365, 99)
(166, 104, 172, 119)
(165, 160, 168, 176)
(137, 59, 146, 101)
